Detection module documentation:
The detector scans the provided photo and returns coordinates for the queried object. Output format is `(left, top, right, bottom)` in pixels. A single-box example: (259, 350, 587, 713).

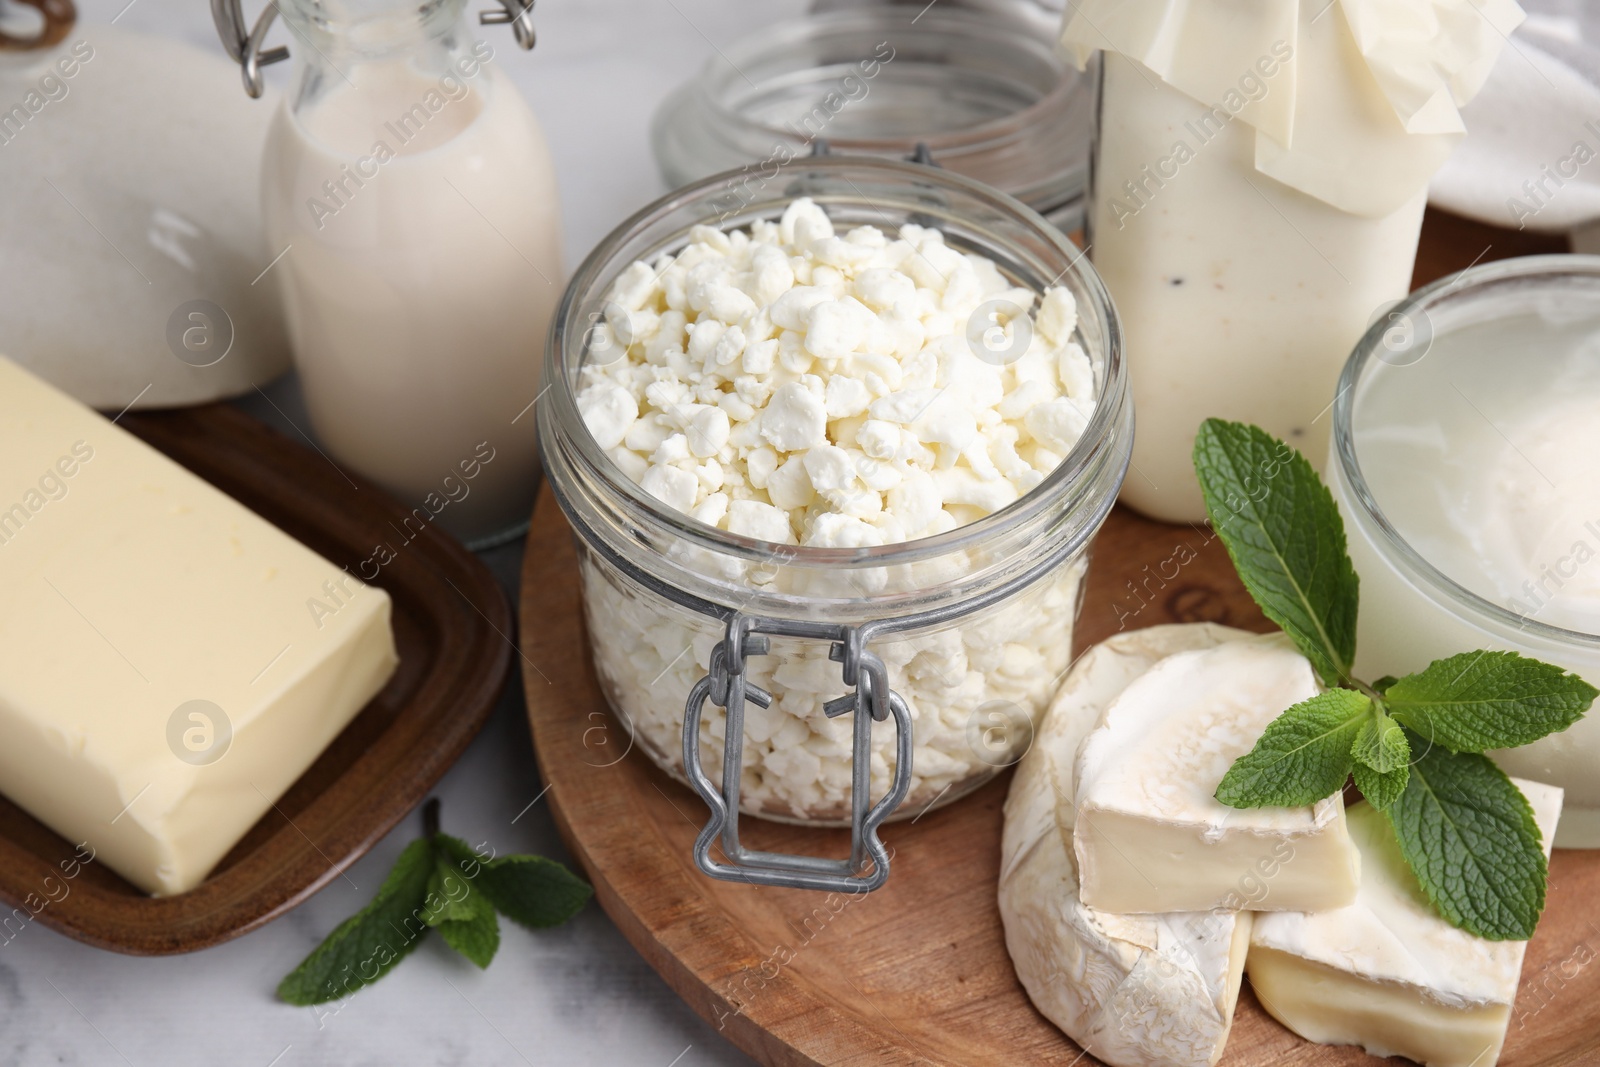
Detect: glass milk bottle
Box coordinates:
(1061, 0, 1523, 522)
(225, 0, 560, 546)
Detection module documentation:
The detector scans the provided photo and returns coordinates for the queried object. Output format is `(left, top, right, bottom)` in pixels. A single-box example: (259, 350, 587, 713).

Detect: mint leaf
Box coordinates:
(478, 855, 593, 930)
(1351, 709, 1409, 773)
(279, 802, 589, 1005)
(1384, 731, 1546, 940)
(434, 832, 489, 871)
(1216, 689, 1368, 808)
(277, 839, 434, 1006)
(1350, 707, 1410, 809)
(1193, 420, 1360, 687)
(1352, 760, 1408, 811)
(435, 833, 592, 929)
(423, 856, 483, 927)
(438, 907, 500, 968)
(427, 849, 500, 966)
(1387, 651, 1598, 753)
(1371, 675, 1399, 694)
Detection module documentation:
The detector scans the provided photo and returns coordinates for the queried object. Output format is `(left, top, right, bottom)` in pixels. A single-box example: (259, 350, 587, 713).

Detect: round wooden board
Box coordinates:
(520, 211, 1600, 1065)
(521, 488, 1600, 1067)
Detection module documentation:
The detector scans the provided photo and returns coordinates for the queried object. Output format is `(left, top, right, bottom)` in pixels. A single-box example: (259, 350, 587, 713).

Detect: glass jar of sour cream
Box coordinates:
(1331, 256, 1600, 848)
(537, 158, 1131, 890)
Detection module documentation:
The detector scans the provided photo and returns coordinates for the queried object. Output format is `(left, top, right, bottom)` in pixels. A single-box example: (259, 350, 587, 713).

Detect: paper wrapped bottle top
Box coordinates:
(1061, 0, 1525, 218)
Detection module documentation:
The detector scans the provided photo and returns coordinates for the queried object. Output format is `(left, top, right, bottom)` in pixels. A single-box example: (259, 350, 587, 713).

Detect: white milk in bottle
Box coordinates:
(260, 0, 561, 545)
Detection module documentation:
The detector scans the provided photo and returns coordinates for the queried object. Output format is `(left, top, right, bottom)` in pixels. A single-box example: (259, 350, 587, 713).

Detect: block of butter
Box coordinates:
(0, 358, 398, 895)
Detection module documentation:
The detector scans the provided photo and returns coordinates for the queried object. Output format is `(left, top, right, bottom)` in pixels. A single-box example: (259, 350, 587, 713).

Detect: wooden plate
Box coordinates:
(521, 212, 1600, 1064)
(0, 403, 513, 955)
(522, 486, 1600, 1067)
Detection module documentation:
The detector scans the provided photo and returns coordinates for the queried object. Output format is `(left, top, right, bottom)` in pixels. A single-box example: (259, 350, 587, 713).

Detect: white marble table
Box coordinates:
(8, 1, 808, 1063)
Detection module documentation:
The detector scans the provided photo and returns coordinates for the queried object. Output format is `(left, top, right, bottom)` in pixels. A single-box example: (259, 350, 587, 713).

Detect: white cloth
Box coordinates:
(1431, 1, 1600, 233)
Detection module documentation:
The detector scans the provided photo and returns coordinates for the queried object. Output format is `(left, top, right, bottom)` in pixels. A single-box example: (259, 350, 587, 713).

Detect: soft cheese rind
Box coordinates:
(1073, 639, 1361, 914)
(1248, 778, 1563, 1067)
(1000, 623, 1258, 1067)
(0, 358, 399, 895)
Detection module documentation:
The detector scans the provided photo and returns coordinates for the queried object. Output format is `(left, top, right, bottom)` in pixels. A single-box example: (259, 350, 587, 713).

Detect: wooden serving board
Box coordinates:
(0, 404, 513, 954)
(520, 211, 1600, 1065)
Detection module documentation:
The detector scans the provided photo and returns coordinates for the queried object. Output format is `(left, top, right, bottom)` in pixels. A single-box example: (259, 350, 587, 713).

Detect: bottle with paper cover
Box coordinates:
(1061, 0, 1525, 521)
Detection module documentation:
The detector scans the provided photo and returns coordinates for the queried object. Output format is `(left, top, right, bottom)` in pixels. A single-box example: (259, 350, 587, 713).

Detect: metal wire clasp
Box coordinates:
(209, 0, 286, 98)
(210, 0, 537, 99)
(682, 615, 914, 893)
(478, 0, 536, 50)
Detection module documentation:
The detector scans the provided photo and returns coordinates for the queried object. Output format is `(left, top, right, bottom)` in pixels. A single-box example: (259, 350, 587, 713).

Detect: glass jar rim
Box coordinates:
(704, 9, 1070, 153)
(539, 155, 1127, 573)
(650, 7, 1090, 220)
(1333, 253, 1600, 650)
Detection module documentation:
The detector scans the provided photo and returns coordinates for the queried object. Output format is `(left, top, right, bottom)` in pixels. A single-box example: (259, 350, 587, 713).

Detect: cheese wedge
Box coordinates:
(1000, 623, 1258, 1067)
(1248, 779, 1563, 1067)
(1073, 639, 1361, 914)
(0, 357, 398, 895)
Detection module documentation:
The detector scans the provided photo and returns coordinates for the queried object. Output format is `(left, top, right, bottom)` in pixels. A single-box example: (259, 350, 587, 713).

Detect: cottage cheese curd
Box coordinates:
(575, 198, 1098, 820)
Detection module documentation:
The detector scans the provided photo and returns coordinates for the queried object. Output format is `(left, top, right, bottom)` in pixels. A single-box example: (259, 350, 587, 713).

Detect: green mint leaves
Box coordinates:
(275, 838, 435, 1006)
(476, 855, 599, 929)
(1192, 419, 1359, 687)
(1194, 419, 1596, 941)
(1215, 689, 1370, 808)
(422, 848, 502, 968)
(1351, 709, 1409, 774)
(1352, 760, 1409, 813)
(1385, 652, 1596, 752)
(277, 798, 592, 1006)
(1388, 735, 1547, 941)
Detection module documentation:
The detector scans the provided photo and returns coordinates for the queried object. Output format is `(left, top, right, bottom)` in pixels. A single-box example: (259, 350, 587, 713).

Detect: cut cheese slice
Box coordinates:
(0, 357, 398, 895)
(1073, 639, 1361, 914)
(1248, 779, 1563, 1067)
(1000, 623, 1259, 1067)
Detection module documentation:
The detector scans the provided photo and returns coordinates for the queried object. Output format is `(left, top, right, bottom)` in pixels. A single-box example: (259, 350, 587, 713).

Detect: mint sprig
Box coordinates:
(277, 798, 592, 1005)
(1194, 419, 1596, 940)
(1193, 419, 1360, 687)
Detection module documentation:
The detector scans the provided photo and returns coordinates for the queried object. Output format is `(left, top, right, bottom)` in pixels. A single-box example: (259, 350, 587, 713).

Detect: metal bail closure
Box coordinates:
(682, 614, 914, 893)
(212, 0, 537, 98)
(478, 0, 536, 50)
(209, 0, 288, 98)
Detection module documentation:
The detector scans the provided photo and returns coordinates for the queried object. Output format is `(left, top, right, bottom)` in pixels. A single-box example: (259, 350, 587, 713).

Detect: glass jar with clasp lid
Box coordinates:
(538, 156, 1130, 892)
